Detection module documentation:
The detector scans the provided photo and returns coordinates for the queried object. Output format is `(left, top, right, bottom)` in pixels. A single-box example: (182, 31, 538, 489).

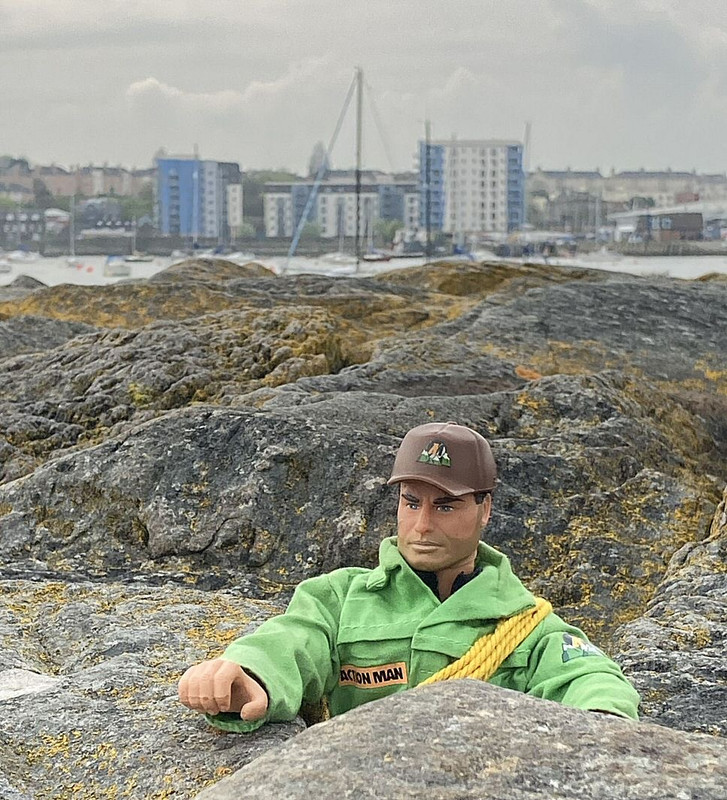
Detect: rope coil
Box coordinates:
(419, 597, 553, 685)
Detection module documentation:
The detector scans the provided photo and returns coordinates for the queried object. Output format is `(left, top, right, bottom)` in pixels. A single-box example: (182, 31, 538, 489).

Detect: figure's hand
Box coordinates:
(178, 658, 269, 721)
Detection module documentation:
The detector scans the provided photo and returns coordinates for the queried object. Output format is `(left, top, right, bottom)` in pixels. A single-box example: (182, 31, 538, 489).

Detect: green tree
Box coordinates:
(373, 219, 400, 246)
(299, 222, 322, 240)
(237, 221, 256, 238)
(119, 183, 154, 221)
(33, 178, 54, 209)
(242, 170, 299, 219)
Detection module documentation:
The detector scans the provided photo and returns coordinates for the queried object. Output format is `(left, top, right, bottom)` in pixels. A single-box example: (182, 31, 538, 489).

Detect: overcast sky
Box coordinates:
(2, 0, 726, 175)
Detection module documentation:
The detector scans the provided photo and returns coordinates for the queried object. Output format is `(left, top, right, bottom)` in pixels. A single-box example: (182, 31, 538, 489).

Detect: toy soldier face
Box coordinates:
(396, 480, 491, 576)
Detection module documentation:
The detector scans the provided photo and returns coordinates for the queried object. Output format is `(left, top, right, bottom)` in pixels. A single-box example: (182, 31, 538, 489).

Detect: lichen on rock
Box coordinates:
(0, 257, 725, 796)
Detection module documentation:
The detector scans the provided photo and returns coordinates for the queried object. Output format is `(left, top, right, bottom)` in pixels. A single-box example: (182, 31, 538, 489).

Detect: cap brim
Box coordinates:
(386, 474, 474, 497)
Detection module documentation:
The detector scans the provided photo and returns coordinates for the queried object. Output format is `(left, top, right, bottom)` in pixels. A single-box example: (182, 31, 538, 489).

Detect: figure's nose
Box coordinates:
(413, 504, 433, 534)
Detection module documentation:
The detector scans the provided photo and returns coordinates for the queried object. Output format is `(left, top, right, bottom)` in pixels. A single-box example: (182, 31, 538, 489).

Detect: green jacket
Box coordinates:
(209, 537, 640, 732)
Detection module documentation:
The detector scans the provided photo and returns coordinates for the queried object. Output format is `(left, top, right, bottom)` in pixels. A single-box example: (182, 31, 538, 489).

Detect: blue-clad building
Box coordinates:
(156, 156, 243, 243)
(418, 138, 524, 234)
(418, 141, 445, 232)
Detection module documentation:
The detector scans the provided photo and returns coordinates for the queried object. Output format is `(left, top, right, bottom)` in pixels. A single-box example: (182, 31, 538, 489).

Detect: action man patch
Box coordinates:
(561, 633, 605, 663)
(417, 441, 451, 468)
(339, 662, 408, 688)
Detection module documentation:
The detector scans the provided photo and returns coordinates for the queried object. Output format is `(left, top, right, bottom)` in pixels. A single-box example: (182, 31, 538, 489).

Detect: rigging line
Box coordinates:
(364, 79, 397, 172)
(285, 71, 358, 269)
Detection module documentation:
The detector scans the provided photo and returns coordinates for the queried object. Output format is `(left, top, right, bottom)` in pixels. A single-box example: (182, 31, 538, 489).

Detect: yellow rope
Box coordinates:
(418, 597, 553, 686)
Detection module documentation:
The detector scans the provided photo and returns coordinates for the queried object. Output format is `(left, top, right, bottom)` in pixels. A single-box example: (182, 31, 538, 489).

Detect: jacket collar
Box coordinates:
(366, 536, 535, 620)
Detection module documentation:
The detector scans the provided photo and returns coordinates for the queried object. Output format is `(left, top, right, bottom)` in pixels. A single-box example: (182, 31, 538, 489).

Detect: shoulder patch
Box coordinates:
(561, 633, 605, 662)
(339, 662, 408, 688)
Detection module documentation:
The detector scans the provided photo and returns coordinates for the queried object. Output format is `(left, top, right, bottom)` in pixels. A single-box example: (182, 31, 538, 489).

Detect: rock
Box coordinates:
(0, 315, 96, 359)
(0, 579, 304, 798)
(0, 669, 61, 701)
(0, 305, 356, 483)
(0, 260, 726, 795)
(0, 406, 398, 592)
(615, 486, 727, 736)
(0, 375, 716, 645)
(0, 274, 47, 304)
(151, 256, 276, 282)
(0, 773, 32, 800)
(194, 680, 727, 800)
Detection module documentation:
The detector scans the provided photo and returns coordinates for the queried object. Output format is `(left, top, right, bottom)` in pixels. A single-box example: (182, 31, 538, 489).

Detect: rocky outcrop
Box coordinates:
(0, 314, 96, 360)
(194, 680, 727, 800)
(0, 578, 303, 799)
(614, 485, 727, 736)
(0, 274, 47, 304)
(0, 258, 725, 797)
(0, 375, 717, 642)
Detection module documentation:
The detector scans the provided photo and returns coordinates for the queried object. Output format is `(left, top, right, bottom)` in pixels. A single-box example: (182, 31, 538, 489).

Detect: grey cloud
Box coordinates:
(3, 0, 727, 172)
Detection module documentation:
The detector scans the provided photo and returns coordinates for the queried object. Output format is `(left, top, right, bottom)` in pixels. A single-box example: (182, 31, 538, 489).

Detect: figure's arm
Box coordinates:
(522, 615, 640, 720)
(180, 572, 346, 733)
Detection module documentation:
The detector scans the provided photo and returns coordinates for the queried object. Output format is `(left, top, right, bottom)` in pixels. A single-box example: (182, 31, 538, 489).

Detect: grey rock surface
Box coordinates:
(194, 680, 727, 800)
(0, 579, 303, 799)
(0, 315, 96, 359)
(614, 485, 727, 736)
(0, 374, 716, 644)
(0, 668, 62, 701)
(0, 274, 47, 304)
(0, 260, 725, 796)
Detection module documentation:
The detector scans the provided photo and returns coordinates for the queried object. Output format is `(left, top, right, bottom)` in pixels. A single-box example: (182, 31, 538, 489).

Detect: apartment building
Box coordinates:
(0, 157, 154, 198)
(263, 171, 418, 239)
(156, 156, 243, 244)
(529, 168, 727, 206)
(418, 139, 525, 235)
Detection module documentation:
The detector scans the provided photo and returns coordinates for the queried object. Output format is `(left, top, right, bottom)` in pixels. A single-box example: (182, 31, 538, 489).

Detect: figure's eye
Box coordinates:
(436, 504, 454, 512)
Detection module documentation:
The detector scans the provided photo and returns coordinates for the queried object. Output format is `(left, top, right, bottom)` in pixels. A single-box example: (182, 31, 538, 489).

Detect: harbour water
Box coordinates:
(2, 249, 727, 288)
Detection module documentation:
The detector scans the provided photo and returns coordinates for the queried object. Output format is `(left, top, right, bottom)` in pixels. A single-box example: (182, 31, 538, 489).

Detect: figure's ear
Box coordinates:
(481, 493, 493, 527)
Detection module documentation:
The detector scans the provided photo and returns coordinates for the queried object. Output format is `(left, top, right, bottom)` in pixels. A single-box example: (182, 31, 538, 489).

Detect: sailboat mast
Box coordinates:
(69, 195, 75, 258)
(425, 119, 431, 262)
(354, 66, 363, 272)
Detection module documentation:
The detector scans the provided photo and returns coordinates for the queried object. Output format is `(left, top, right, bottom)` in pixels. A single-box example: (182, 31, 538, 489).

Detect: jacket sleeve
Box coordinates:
(205, 572, 345, 733)
(522, 614, 641, 720)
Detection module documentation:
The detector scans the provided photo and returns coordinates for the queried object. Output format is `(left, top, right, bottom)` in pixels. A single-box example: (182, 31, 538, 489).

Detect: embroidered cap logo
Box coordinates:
(417, 440, 451, 468)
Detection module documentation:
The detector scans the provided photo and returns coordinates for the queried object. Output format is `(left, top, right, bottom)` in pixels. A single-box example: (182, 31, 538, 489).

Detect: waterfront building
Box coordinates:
(529, 168, 727, 210)
(527, 168, 727, 234)
(263, 170, 418, 239)
(155, 156, 243, 244)
(609, 200, 727, 242)
(418, 138, 525, 236)
(0, 157, 154, 199)
(0, 209, 45, 249)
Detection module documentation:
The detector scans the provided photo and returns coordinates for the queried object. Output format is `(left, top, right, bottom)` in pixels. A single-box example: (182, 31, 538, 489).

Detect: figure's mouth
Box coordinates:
(409, 542, 440, 551)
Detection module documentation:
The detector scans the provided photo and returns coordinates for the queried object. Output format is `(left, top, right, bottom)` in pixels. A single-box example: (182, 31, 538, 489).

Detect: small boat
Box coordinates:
(228, 251, 257, 263)
(318, 251, 358, 265)
(104, 256, 132, 276)
(362, 250, 392, 263)
(0, 258, 12, 274)
(7, 249, 38, 263)
(125, 252, 154, 263)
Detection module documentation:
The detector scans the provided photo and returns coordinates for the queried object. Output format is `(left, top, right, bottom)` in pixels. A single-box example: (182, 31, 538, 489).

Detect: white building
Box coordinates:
(418, 138, 525, 236)
(264, 171, 418, 239)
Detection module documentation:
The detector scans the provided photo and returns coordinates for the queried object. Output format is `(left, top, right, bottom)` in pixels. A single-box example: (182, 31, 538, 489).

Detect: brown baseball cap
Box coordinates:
(387, 421, 496, 495)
